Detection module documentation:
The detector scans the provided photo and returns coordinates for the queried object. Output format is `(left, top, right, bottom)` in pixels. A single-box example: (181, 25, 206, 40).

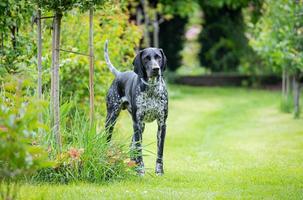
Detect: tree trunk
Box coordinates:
(136, 7, 143, 53)
(10, 26, 17, 49)
(141, 0, 150, 47)
(52, 12, 62, 152)
(89, 7, 95, 129)
(37, 8, 43, 129)
(293, 72, 301, 118)
(153, 10, 159, 48)
(282, 68, 286, 99)
(1, 32, 3, 52)
(286, 70, 291, 98)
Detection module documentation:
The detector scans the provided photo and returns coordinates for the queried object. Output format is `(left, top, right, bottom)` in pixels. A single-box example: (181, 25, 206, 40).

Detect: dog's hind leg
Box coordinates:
(105, 86, 122, 142)
(105, 108, 120, 142)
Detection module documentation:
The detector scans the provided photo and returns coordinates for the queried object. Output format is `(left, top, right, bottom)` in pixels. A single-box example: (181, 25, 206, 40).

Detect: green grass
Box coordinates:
(20, 86, 303, 199)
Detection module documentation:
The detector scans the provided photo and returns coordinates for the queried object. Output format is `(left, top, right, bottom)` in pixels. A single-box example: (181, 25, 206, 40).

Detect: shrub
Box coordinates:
(0, 75, 50, 199)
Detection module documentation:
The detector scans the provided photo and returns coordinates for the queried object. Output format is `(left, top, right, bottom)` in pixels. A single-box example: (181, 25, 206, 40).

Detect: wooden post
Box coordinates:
(52, 12, 62, 152)
(50, 16, 56, 130)
(89, 7, 95, 129)
(37, 8, 43, 128)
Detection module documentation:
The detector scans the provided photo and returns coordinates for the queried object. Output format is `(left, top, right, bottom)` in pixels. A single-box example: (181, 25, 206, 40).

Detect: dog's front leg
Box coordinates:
(156, 121, 166, 175)
(131, 120, 145, 175)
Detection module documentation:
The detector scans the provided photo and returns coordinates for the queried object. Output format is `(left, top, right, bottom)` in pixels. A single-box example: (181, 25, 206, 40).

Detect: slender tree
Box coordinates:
(141, 0, 151, 47)
(251, 0, 303, 118)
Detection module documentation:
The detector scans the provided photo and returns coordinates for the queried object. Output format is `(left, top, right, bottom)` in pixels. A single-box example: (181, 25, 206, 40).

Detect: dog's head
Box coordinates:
(133, 48, 167, 79)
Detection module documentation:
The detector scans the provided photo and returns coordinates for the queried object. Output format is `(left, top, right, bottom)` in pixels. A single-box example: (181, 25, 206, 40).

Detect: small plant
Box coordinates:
(33, 104, 136, 184)
(0, 75, 51, 200)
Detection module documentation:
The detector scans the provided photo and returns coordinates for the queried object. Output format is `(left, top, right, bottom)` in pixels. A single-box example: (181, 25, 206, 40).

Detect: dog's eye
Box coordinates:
(155, 55, 161, 60)
(144, 56, 151, 61)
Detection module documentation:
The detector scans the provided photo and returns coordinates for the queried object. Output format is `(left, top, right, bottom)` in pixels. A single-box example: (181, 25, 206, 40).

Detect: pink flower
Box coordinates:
(68, 147, 84, 160)
(0, 125, 8, 132)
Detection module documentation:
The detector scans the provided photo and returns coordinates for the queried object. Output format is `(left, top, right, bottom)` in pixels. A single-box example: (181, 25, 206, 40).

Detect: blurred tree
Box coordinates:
(159, 16, 188, 71)
(251, 0, 303, 118)
(128, 0, 197, 71)
(198, 0, 263, 73)
(0, 0, 35, 73)
(158, 0, 198, 71)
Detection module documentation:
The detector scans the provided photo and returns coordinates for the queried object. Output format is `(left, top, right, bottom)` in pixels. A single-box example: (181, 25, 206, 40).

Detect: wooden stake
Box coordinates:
(89, 7, 95, 129)
(37, 8, 43, 128)
(53, 12, 62, 152)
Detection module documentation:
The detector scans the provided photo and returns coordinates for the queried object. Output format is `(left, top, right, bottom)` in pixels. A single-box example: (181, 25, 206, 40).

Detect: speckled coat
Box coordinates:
(104, 40, 168, 175)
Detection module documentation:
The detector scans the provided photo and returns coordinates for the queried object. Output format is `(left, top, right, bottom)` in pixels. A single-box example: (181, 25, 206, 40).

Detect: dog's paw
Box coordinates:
(136, 161, 145, 176)
(155, 162, 164, 176)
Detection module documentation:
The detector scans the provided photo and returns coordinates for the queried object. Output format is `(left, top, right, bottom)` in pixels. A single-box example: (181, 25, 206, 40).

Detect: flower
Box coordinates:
(0, 125, 8, 132)
(68, 147, 84, 160)
(124, 159, 137, 168)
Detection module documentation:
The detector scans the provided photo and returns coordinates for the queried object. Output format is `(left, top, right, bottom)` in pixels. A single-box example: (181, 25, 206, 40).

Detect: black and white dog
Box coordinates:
(104, 40, 168, 175)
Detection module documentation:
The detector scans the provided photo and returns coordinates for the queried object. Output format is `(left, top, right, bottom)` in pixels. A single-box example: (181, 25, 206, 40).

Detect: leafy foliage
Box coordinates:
(158, 0, 198, 18)
(0, 75, 50, 181)
(34, 0, 78, 12)
(55, 2, 141, 108)
(0, 75, 51, 199)
(0, 0, 36, 73)
(198, 0, 263, 73)
(250, 0, 303, 73)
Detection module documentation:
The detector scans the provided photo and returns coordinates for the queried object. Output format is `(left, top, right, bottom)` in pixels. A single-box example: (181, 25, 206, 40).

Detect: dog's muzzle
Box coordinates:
(152, 65, 160, 76)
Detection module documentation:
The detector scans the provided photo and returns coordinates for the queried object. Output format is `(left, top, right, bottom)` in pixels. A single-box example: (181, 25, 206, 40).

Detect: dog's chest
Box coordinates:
(136, 87, 167, 123)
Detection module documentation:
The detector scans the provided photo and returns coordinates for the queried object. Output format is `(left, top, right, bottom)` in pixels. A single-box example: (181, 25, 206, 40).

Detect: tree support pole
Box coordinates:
(52, 12, 62, 153)
(37, 8, 43, 130)
(89, 7, 95, 129)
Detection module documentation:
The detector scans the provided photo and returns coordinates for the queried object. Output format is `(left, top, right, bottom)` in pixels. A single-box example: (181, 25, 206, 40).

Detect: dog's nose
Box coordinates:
(152, 64, 160, 71)
(153, 67, 160, 72)
(152, 67, 160, 75)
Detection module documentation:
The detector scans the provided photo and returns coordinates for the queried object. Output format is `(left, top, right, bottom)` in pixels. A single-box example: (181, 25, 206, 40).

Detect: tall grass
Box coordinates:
(33, 101, 136, 183)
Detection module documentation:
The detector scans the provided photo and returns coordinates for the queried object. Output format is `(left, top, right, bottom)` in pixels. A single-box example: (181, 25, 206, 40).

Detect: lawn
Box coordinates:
(20, 86, 303, 199)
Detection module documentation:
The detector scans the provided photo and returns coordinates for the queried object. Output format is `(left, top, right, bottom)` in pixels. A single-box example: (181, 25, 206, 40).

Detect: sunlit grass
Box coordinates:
(20, 86, 303, 199)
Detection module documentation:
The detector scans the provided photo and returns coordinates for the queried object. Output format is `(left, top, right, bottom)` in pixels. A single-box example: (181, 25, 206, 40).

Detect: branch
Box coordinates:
(57, 48, 94, 57)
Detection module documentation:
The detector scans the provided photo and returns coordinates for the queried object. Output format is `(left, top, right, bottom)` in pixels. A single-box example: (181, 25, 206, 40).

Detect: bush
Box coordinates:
(0, 75, 50, 199)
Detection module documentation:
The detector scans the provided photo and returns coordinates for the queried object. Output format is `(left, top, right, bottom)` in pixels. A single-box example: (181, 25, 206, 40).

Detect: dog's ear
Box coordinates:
(133, 50, 146, 78)
(159, 48, 167, 72)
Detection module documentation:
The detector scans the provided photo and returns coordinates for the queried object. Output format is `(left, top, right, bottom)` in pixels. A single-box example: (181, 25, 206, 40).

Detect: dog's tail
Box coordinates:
(104, 40, 120, 76)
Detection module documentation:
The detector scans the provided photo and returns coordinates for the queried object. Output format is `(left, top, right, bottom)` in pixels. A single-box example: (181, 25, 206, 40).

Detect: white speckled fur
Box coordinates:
(136, 78, 168, 125)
